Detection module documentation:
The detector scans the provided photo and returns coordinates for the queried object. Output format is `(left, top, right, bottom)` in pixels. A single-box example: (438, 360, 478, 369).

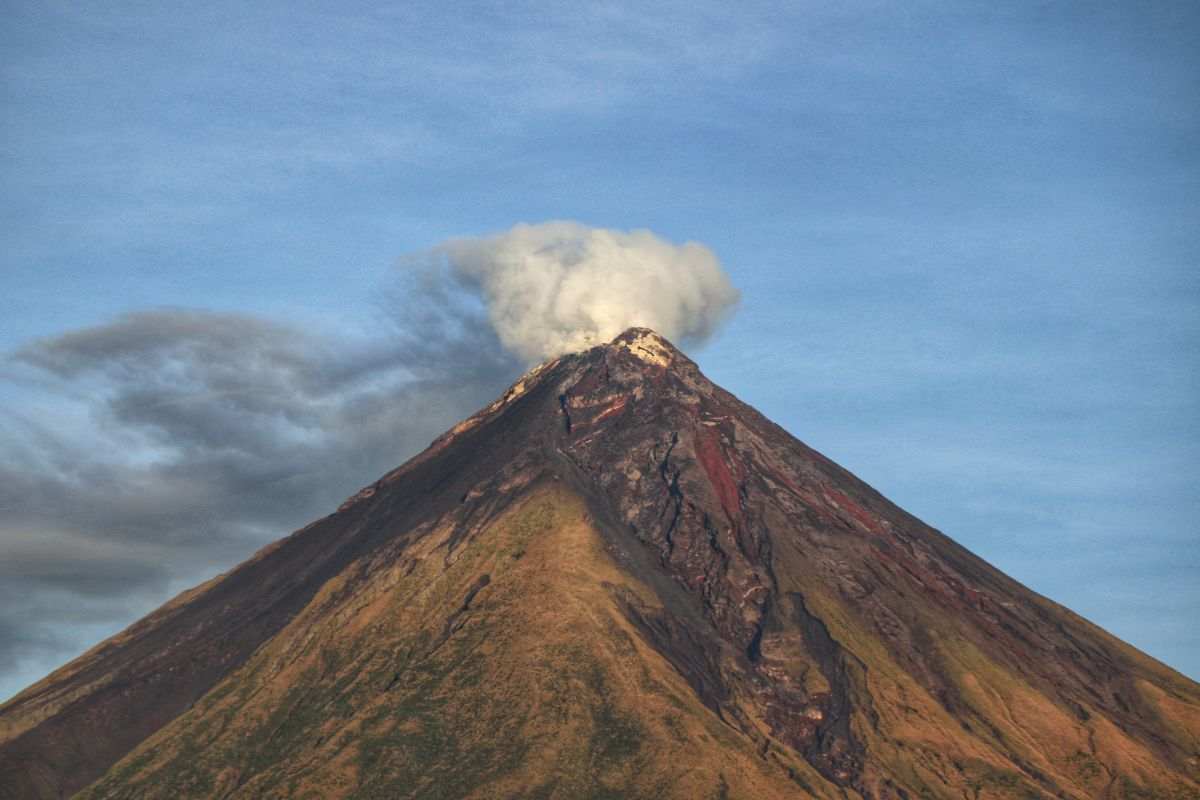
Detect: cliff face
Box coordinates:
(3, 328, 1198, 799)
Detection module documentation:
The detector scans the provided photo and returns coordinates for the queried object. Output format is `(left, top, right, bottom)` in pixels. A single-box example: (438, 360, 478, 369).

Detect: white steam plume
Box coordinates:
(435, 221, 740, 363)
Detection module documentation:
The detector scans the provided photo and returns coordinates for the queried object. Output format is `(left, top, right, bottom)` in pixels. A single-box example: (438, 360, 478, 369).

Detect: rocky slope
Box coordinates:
(2, 328, 1198, 799)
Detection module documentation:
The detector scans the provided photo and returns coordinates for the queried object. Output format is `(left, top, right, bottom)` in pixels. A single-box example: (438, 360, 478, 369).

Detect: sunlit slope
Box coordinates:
(79, 486, 823, 799)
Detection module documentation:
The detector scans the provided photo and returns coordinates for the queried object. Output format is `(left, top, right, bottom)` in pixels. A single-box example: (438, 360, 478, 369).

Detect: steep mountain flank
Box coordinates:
(2, 328, 1198, 799)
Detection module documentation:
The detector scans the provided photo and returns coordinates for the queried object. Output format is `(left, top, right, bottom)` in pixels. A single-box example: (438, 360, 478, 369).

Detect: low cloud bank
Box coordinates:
(0, 309, 517, 697)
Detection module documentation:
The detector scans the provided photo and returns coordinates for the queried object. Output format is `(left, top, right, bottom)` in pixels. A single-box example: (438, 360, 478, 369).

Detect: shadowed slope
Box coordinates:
(3, 328, 1198, 799)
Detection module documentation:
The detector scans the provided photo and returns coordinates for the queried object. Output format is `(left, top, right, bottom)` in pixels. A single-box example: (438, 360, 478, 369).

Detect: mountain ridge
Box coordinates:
(2, 327, 1197, 799)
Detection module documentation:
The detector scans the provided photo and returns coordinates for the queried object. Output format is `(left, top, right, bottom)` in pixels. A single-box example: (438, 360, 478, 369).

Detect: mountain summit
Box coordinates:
(2, 328, 1198, 799)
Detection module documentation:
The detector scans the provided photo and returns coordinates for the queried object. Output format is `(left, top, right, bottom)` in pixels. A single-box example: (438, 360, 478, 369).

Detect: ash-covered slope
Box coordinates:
(2, 329, 1198, 799)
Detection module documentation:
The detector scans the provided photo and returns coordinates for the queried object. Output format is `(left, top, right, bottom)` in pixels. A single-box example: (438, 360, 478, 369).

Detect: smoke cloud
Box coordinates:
(436, 221, 740, 363)
(0, 222, 737, 701)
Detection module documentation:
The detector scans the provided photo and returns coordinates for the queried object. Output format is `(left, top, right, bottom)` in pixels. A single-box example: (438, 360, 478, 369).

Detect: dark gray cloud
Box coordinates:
(0, 304, 520, 696)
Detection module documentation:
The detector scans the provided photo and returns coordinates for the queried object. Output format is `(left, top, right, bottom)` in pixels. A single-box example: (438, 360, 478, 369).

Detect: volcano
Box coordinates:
(2, 328, 1197, 799)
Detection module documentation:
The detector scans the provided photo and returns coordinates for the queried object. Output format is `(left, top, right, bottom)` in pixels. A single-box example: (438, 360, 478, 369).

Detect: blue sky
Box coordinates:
(1, 1, 1197, 698)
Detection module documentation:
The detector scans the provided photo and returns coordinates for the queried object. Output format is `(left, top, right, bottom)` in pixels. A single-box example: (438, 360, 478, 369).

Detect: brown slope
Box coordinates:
(3, 328, 1199, 799)
(77, 483, 829, 799)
